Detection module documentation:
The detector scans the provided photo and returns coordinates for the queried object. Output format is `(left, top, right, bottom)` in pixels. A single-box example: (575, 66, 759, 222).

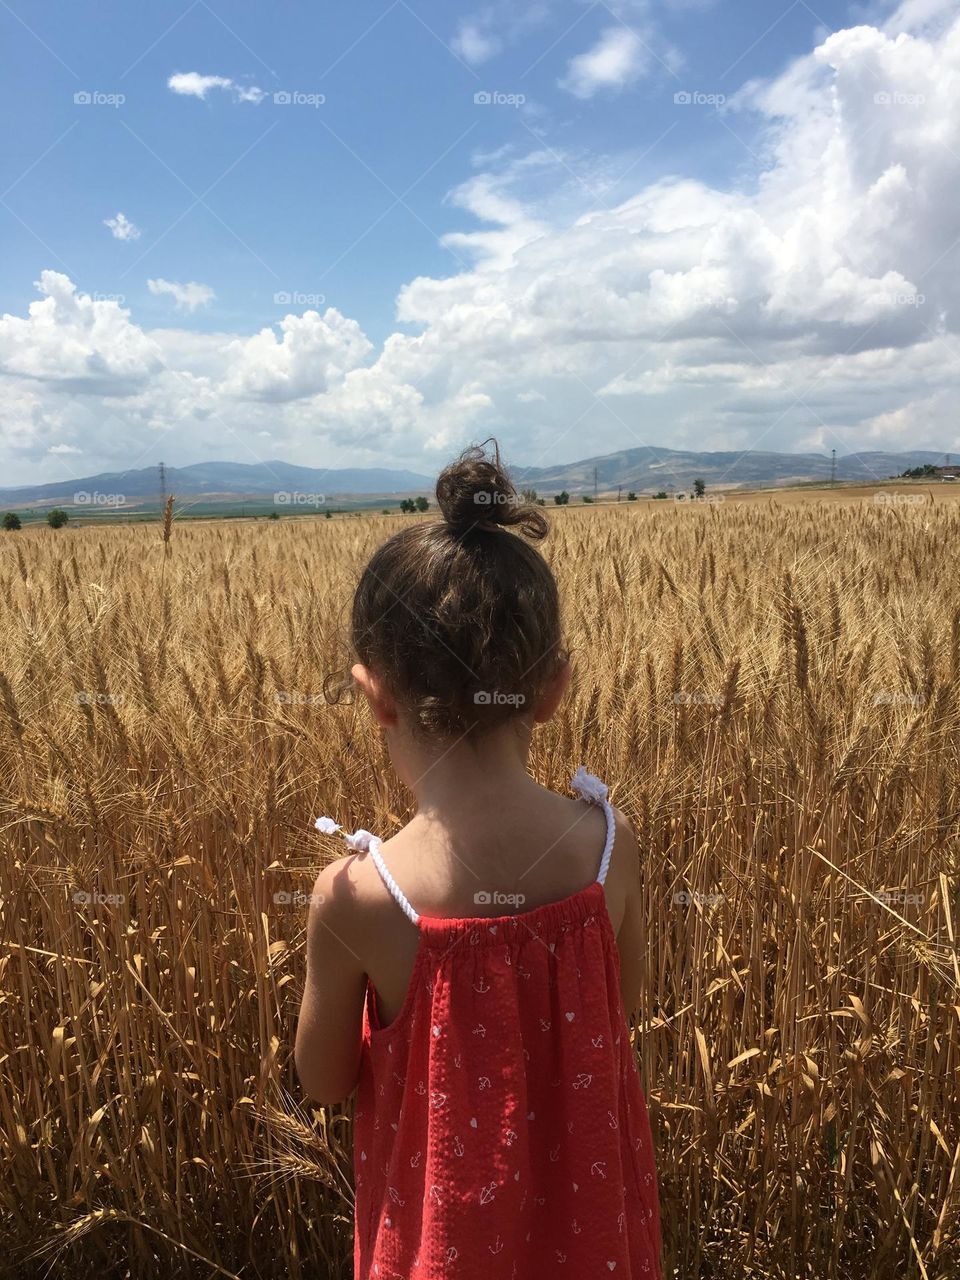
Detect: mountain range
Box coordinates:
(0, 448, 950, 508)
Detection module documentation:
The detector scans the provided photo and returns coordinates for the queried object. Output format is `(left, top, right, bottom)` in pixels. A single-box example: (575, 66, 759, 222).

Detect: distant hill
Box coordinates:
(0, 448, 949, 509)
(0, 461, 434, 507)
(511, 447, 949, 493)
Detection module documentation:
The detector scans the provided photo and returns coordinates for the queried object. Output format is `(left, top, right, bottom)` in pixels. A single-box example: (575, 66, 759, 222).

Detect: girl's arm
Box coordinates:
(294, 858, 368, 1106)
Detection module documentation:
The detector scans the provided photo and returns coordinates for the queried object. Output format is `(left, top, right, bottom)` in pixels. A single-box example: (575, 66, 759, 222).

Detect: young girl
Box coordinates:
(295, 442, 663, 1279)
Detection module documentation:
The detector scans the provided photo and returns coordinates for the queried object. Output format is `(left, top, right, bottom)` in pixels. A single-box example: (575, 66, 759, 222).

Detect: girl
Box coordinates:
(295, 441, 663, 1279)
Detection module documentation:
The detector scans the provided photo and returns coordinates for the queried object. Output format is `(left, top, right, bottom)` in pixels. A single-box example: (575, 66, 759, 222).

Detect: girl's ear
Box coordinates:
(351, 662, 399, 728)
(532, 657, 572, 724)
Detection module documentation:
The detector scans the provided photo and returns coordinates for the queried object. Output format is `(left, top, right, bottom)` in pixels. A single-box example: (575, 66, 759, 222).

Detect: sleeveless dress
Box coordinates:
(317, 768, 662, 1279)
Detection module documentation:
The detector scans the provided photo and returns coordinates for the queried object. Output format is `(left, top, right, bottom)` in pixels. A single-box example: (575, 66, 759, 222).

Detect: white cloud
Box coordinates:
(452, 21, 502, 64)
(0, 271, 161, 393)
(167, 72, 265, 103)
(4, 10, 960, 483)
(147, 278, 216, 312)
(103, 212, 140, 241)
(560, 28, 649, 98)
(223, 309, 374, 402)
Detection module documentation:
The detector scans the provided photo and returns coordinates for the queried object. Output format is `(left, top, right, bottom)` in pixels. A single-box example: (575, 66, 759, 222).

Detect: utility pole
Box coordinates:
(830, 449, 836, 487)
(158, 461, 166, 512)
(594, 465, 599, 501)
(617, 485, 622, 503)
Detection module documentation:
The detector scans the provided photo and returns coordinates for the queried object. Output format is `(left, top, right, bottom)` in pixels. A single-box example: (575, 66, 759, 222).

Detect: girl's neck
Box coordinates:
(392, 721, 539, 819)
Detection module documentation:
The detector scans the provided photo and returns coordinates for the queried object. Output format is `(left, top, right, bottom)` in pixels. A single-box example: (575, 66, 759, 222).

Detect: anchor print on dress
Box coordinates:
(479, 1182, 497, 1205)
(473, 975, 490, 994)
(453, 1135, 465, 1157)
(572, 1072, 593, 1089)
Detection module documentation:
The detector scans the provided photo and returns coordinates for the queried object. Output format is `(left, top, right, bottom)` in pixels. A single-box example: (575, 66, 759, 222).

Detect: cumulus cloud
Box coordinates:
(560, 28, 649, 98)
(167, 72, 265, 103)
(147, 278, 216, 312)
(222, 309, 374, 402)
(3, 11, 960, 482)
(103, 212, 140, 241)
(0, 272, 162, 393)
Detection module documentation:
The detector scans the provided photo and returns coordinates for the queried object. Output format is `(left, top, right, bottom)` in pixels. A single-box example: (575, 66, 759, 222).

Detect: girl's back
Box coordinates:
(326, 769, 661, 1279)
(294, 442, 663, 1278)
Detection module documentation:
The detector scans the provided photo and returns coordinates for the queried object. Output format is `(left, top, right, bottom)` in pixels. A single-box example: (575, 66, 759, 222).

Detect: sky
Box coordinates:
(1, 0, 959, 486)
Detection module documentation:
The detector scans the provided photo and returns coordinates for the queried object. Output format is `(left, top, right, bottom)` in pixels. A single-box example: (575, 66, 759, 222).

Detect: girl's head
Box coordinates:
(349, 440, 569, 750)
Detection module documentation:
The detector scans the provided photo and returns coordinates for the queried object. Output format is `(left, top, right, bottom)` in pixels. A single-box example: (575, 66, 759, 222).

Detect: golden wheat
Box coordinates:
(1, 495, 958, 1278)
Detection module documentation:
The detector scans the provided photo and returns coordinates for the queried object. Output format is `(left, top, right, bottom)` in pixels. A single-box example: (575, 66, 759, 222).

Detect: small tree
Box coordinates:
(3, 512, 21, 531)
(268, 511, 279, 520)
(693, 478, 706, 499)
(626, 492, 638, 502)
(47, 509, 68, 528)
(400, 498, 415, 513)
(554, 491, 570, 506)
(521, 488, 538, 504)
(415, 496, 429, 512)
(582, 494, 594, 503)
(652, 491, 668, 500)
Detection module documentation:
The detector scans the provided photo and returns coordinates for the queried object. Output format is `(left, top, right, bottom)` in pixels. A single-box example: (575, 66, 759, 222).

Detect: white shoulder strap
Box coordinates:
(570, 766, 617, 886)
(314, 816, 420, 925)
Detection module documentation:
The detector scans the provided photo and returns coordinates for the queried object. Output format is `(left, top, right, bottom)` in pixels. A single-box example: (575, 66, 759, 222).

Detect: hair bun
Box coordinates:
(435, 439, 548, 541)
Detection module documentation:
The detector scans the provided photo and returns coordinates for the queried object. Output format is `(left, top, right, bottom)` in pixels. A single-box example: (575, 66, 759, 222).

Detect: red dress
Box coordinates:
(325, 769, 662, 1279)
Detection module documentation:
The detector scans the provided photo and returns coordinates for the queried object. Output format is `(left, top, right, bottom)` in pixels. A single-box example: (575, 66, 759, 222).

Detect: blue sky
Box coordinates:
(1, 0, 957, 485)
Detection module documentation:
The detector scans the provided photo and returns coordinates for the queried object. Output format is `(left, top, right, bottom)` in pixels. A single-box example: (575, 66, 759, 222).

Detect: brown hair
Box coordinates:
(349, 439, 565, 737)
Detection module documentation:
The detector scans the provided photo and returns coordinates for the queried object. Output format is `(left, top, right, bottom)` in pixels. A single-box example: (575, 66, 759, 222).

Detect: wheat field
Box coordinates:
(1, 494, 958, 1279)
